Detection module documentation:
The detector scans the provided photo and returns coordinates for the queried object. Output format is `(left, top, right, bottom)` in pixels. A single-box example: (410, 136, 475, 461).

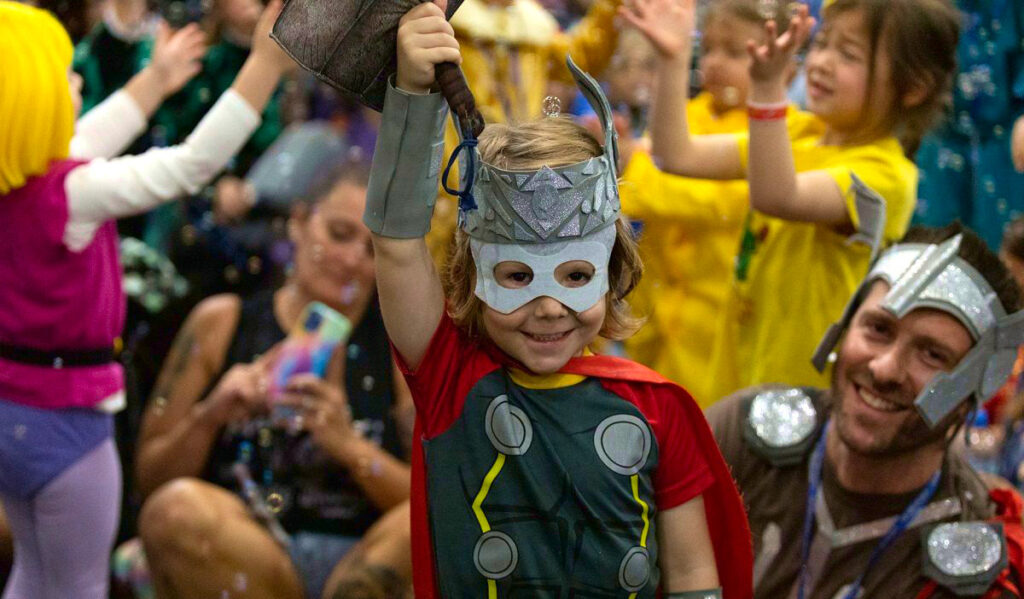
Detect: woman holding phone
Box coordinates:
(131, 160, 413, 599)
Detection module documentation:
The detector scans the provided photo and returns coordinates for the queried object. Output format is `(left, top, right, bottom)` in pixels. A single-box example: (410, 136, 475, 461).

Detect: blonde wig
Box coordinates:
(0, 1, 75, 194)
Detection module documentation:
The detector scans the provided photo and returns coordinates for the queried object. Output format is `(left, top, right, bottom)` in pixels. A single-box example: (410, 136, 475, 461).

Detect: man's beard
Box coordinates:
(829, 357, 963, 458)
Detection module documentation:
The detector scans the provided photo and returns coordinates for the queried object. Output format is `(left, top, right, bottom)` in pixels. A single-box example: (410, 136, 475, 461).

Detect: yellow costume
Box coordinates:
(427, 0, 621, 261)
(703, 134, 917, 403)
(619, 93, 747, 405)
(620, 95, 822, 406)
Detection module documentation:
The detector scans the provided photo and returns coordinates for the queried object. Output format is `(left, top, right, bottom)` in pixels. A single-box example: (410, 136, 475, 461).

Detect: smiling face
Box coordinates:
(831, 281, 974, 457)
(481, 260, 607, 374)
(289, 181, 376, 320)
(804, 8, 895, 143)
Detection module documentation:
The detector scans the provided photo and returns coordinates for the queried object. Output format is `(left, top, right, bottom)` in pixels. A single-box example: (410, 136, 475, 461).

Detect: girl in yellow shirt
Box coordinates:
(621, 0, 819, 406)
(621, 0, 960, 401)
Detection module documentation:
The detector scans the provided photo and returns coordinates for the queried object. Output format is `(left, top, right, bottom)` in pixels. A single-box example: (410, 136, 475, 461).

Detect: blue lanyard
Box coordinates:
(796, 422, 942, 599)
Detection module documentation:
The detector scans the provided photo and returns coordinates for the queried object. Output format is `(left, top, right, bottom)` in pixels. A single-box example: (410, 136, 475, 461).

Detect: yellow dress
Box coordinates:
(620, 93, 747, 406)
(703, 134, 918, 403)
(426, 0, 621, 262)
(621, 95, 823, 406)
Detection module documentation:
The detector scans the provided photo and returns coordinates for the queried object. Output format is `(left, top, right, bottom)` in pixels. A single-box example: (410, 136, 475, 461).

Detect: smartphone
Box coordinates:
(267, 302, 352, 427)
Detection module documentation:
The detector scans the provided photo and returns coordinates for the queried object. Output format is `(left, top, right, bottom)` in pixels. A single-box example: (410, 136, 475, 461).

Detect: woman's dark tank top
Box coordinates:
(202, 290, 402, 536)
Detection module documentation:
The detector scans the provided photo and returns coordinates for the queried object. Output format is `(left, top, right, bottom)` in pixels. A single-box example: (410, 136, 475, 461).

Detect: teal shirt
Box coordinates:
(73, 25, 283, 175)
(73, 22, 152, 116)
(152, 39, 283, 175)
(914, 0, 1024, 248)
(72, 26, 284, 249)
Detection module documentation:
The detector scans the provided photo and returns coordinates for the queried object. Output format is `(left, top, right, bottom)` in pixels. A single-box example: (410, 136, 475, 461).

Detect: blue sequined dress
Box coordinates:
(914, 0, 1024, 249)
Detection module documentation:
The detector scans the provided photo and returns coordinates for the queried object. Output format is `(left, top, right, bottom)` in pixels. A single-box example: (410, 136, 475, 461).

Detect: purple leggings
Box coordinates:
(1, 438, 121, 599)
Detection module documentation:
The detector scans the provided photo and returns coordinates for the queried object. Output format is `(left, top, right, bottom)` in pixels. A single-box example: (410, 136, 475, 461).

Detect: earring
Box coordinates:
(723, 86, 740, 107)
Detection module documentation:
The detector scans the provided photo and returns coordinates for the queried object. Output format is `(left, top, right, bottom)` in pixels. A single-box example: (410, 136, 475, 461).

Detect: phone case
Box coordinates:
(268, 302, 352, 403)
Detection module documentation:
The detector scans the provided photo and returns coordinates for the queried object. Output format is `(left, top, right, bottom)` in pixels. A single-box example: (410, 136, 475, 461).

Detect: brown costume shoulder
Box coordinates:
(708, 385, 1018, 599)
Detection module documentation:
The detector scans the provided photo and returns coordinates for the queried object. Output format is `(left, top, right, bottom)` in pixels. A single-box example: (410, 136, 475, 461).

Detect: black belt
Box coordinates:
(0, 343, 116, 368)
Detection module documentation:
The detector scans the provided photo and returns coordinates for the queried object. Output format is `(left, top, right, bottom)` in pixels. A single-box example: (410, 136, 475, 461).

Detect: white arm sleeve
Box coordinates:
(69, 91, 148, 160)
(64, 89, 261, 251)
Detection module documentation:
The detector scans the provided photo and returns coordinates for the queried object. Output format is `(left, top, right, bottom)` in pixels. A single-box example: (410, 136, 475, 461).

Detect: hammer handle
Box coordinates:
(436, 61, 485, 138)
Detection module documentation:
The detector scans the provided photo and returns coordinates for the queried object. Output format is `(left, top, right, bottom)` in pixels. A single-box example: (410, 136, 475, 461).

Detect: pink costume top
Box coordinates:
(0, 159, 124, 409)
(0, 88, 260, 410)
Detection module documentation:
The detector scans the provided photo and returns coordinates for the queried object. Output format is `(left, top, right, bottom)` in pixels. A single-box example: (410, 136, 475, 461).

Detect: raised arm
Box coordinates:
(620, 0, 743, 179)
(744, 8, 851, 225)
(63, 0, 293, 242)
(70, 22, 207, 160)
(365, 0, 458, 370)
(69, 92, 147, 160)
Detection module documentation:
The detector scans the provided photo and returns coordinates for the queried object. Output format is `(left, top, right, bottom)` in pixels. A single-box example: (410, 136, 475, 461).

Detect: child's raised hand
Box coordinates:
(618, 0, 696, 59)
(747, 4, 815, 86)
(249, 0, 298, 75)
(150, 21, 206, 97)
(396, 0, 461, 94)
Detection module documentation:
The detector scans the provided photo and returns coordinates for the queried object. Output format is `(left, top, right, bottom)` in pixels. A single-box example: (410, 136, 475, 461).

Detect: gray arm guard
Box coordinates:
(363, 79, 448, 238)
(665, 589, 723, 599)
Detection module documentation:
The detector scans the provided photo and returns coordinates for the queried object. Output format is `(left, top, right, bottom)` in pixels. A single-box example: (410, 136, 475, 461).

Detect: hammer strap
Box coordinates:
(363, 78, 449, 238)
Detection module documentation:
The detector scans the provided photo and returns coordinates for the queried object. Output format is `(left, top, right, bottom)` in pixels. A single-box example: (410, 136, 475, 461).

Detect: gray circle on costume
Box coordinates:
(474, 531, 519, 579)
(927, 522, 1002, 576)
(594, 414, 651, 476)
(618, 546, 651, 592)
(485, 395, 533, 456)
(749, 388, 817, 448)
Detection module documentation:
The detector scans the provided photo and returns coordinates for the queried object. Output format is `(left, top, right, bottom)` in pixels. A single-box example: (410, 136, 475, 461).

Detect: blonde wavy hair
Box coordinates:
(0, 1, 75, 194)
(442, 116, 644, 341)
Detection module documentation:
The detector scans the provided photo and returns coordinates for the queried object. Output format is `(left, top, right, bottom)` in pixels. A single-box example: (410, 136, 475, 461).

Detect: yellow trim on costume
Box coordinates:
(472, 453, 506, 532)
(507, 349, 594, 389)
(508, 369, 586, 389)
(630, 474, 651, 548)
(628, 474, 651, 599)
(472, 453, 507, 599)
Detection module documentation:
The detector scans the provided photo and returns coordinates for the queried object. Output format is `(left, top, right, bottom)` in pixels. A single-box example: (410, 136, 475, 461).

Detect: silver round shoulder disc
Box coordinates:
(749, 388, 817, 448)
(594, 414, 652, 476)
(927, 522, 1002, 577)
(485, 395, 533, 456)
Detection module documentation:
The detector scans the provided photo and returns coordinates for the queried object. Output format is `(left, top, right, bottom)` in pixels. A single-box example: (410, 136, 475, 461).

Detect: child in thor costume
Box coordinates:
(362, 12, 753, 590)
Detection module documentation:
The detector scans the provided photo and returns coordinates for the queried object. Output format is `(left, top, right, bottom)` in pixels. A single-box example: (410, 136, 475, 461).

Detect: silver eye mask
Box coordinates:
(471, 225, 615, 314)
